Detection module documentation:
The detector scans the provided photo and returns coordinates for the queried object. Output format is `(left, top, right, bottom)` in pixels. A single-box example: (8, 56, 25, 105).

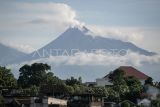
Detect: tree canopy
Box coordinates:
(108, 68, 143, 102)
(109, 69, 126, 85)
(145, 77, 153, 85)
(18, 63, 51, 88)
(0, 66, 17, 87)
(0, 63, 155, 104)
(65, 76, 82, 86)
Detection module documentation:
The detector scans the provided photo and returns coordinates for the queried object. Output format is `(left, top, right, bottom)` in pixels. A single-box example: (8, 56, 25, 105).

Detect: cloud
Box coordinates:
(9, 44, 35, 53)
(52, 51, 160, 66)
(0, 2, 86, 52)
(6, 50, 160, 81)
(0, 2, 84, 33)
(29, 18, 49, 24)
(7, 50, 160, 68)
(0, 1, 159, 54)
(16, 2, 84, 29)
(86, 25, 160, 53)
(6, 50, 160, 80)
(0, 40, 35, 53)
(87, 25, 144, 42)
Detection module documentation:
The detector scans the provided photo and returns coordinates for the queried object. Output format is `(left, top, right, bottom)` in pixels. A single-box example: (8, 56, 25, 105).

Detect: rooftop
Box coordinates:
(104, 66, 149, 80)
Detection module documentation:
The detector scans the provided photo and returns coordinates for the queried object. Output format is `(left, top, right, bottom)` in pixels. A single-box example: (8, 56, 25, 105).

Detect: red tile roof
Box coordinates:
(118, 66, 149, 80)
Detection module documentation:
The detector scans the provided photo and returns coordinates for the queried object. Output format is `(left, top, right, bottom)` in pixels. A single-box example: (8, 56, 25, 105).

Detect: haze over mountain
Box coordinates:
(0, 43, 27, 65)
(15, 26, 155, 62)
(1, 26, 156, 64)
(1, 26, 159, 82)
(42, 26, 155, 55)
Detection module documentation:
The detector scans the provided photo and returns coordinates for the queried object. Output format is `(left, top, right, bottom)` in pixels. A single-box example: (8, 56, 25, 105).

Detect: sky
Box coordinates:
(1, 0, 160, 82)
(0, 0, 160, 54)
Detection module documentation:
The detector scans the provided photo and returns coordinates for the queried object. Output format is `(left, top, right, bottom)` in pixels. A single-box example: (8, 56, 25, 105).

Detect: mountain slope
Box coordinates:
(2, 26, 159, 82)
(9, 26, 156, 64)
(32, 27, 155, 58)
(0, 43, 27, 65)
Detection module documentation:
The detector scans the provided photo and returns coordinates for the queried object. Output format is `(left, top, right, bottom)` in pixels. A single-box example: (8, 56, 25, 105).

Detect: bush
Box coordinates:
(137, 105, 144, 107)
(121, 101, 130, 107)
(0, 95, 4, 104)
(151, 100, 160, 107)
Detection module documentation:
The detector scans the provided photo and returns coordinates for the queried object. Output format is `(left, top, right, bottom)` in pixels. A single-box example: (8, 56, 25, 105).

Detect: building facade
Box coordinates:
(96, 66, 149, 87)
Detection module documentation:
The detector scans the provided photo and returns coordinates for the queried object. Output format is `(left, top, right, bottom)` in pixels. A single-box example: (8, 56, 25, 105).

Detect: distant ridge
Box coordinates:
(31, 26, 156, 58)
(0, 43, 27, 65)
(2, 26, 156, 64)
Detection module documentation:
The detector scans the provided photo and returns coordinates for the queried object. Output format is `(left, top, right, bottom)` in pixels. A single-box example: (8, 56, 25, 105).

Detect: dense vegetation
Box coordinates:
(0, 63, 160, 107)
(0, 66, 17, 87)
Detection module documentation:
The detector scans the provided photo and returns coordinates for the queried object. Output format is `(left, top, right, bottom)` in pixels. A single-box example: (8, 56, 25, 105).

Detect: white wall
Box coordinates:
(96, 78, 146, 87)
(140, 80, 145, 85)
(96, 78, 113, 86)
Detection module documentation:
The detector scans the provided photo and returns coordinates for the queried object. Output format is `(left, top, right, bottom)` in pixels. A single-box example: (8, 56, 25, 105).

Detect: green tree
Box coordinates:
(0, 95, 4, 104)
(158, 82, 160, 87)
(125, 76, 142, 101)
(29, 85, 39, 96)
(0, 66, 17, 87)
(73, 84, 81, 93)
(109, 69, 126, 85)
(106, 87, 120, 102)
(121, 101, 130, 107)
(78, 77, 82, 84)
(65, 85, 75, 94)
(18, 63, 51, 88)
(42, 72, 64, 86)
(44, 72, 55, 85)
(92, 87, 107, 96)
(66, 77, 82, 86)
(145, 77, 153, 85)
(86, 87, 94, 94)
(113, 84, 129, 100)
(108, 69, 143, 101)
(151, 100, 160, 107)
(17, 64, 31, 88)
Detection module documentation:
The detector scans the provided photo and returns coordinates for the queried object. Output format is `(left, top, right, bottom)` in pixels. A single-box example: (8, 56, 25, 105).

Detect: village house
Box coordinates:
(137, 98, 151, 107)
(3, 96, 67, 107)
(67, 93, 103, 107)
(96, 66, 149, 87)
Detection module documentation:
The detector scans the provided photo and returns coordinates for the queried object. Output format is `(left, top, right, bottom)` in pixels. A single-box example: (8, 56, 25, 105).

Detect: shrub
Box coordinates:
(121, 101, 130, 107)
(151, 100, 160, 107)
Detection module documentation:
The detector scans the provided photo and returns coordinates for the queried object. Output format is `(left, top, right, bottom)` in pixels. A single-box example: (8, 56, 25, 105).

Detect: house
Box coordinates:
(119, 100, 136, 107)
(96, 66, 149, 86)
(84, 82, 97, 87)
(3, 96, 67, 107)
(102, 97, 117, 107)
(102, 102, 117, 107)
(96, 78, 113, 87)
(144, 85, 160, 100)
(137, 98, 151, 107)
(67, 93, 103, 107)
